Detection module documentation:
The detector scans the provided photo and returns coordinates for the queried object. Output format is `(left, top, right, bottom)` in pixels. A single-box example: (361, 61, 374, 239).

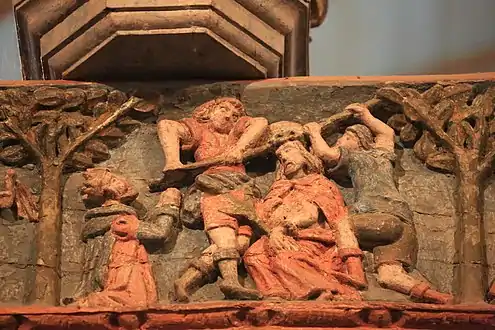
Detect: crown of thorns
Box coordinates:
(192, 97, 246, 122)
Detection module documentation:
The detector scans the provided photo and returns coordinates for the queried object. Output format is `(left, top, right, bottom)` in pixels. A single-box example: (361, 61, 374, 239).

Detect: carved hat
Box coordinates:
(191, 97, 246, 123)
(345, 124, 374, 150)
(81, 168, 138, 206)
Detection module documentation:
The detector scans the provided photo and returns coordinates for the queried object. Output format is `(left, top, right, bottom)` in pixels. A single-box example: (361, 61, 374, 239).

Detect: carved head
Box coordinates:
(267, 121, 305, 146)
(192, 97, 246, 133)
(275, 140, 323, 180)
(336, 124, 374, 150)
(81, 168, 138, 207)
(111, 214, 139, 241)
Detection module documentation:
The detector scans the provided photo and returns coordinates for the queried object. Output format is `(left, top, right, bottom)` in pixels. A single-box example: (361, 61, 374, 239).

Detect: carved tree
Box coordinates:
(0, 86, 144, 305)
(376, 83, 495, 303)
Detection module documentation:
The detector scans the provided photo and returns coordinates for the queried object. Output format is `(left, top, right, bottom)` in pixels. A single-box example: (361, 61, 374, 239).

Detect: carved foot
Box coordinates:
(219, 281, 262, 300)
(422, 289, 454, 304)
(172, 280, 191, 303)
(62, 297, 75, 305)
(411, 283, 454, 304)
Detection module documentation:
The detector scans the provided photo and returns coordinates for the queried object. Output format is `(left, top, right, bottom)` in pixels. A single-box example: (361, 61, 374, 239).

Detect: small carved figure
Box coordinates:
(158, 97, 268, 300)
(0, 169, 38, 222)
(243, 141, 366, 301)
(305, 104, 453, 304)
(65, 168, 180, 307)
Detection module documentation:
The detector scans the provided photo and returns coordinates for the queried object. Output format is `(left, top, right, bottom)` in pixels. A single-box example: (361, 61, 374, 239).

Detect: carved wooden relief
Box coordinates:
(0, 78, 494, 329)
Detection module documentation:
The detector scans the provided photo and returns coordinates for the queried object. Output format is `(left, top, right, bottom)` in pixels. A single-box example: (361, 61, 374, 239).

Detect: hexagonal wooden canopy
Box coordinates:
(14, 0, 321, 81)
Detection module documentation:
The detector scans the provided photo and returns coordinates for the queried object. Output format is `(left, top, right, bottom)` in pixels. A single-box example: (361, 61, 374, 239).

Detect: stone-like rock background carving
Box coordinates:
(0, 80, 494, 304)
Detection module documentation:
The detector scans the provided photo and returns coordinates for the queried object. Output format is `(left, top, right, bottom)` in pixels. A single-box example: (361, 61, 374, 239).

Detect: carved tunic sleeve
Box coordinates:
(333, 148, 413, 223)
(137, 204, 180, 241)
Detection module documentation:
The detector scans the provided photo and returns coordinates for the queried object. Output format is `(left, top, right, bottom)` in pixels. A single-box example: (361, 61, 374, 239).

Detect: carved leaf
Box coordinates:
(117, 117, 141, 133)
(387, 114, 408, 132)
(425, 151, 455, 172)
(107, 90, 127, 107)
(133, 100, 156, 113)
(413, 131, 437, 161)
(0, 145, 28, 165)
(442, 84, 472, 105)
(32, 110, 60, 124)
(377, 87, 425, 122)
(432, 99, 454, 125)
(0, 130, 18, 143)
(422, 84, 446, 105)
(34, 87, 65, 107)
(471, 86, 495, 117)
(447, 123, 467, 146)
(85, 88, 108, 102)
(84, 140, 110, 162)
(69, 152, 94, 171)
(63, 88, 86, 109)
(400, 123, 420, 143)
(99, 126, 125, 138)
(92, 102, 108, 117)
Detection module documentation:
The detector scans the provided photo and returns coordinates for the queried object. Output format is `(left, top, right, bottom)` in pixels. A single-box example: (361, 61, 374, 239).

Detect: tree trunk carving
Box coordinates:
(377, 84, 495, 303)
(0, 87, 144, 305)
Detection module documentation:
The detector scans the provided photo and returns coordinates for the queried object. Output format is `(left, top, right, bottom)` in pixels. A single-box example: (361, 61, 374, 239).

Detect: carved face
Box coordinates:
(276, 143, 308, 179)
(111, 214, 139, 241)
(335, 131, 360, 150)
(209, 102, 241, 133)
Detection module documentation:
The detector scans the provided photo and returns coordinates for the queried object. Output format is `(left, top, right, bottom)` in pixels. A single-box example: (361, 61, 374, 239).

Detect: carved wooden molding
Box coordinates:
(1, 302, 495, 329)
(14, 0, 312, 80)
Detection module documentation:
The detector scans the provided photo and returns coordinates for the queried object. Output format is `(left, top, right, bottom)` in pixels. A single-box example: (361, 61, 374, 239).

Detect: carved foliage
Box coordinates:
(0, 87, 143, 171)
(380, 84, 495, 174)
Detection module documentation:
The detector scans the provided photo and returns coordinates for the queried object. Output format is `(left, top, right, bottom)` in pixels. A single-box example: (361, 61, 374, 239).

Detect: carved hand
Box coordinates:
(303, 122, 322, 137)
(269, 228, 299, 252)
(224, 148, 244, 164)
(345, 103, 371, 120)
(157, 188, 182, 207)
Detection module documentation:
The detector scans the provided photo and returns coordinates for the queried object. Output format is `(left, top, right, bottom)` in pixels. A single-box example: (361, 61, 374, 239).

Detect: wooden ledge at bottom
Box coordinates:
(1, 301, 495, 329)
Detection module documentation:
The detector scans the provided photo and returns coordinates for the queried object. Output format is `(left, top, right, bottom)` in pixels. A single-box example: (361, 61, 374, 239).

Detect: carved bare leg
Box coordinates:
(377, 263, 453, 304)
(209, 227, 261, 300)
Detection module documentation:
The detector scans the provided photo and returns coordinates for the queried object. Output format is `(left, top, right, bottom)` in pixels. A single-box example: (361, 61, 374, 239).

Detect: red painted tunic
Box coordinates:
(180, 116, 254, 235)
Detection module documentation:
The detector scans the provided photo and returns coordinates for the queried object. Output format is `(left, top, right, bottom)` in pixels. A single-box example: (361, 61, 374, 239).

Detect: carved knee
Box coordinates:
(237, 235, 251, 255)
(213, 249, 240, 264)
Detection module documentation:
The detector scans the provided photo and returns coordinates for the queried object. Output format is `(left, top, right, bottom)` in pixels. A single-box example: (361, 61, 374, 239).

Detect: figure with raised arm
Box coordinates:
(304, 103, 454, 304)
(157, 97, 268, 300)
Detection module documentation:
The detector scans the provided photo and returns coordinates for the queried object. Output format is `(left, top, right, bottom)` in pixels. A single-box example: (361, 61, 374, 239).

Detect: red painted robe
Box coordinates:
(76, 217, 157, 307)
(244, 174, 361, 300)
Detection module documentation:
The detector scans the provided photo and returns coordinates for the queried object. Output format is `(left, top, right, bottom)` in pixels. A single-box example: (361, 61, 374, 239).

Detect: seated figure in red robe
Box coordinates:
(243, 141, 366, 301)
